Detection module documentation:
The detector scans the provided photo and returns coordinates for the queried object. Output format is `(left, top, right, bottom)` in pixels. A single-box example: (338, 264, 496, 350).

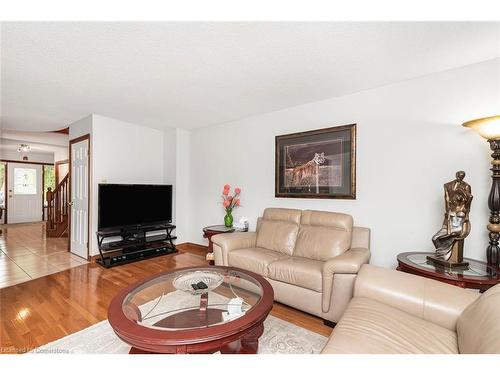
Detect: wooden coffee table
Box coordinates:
(108, 266, 274, 354)
(397, 252, 499, 292)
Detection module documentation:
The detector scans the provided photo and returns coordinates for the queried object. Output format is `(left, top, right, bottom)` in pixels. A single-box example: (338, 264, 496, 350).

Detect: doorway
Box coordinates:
(0, 162, 5, 224)
(6, 162, 43, 224)
(69, 134, 90, 259)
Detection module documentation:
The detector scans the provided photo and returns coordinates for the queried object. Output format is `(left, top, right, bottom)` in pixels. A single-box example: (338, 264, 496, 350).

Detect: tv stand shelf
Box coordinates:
(96, 224, 177, 268)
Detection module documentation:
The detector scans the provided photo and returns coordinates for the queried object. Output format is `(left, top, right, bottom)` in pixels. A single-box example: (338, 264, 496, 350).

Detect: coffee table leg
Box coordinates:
(239, 323, 264, 354)
(239, 324, 264, 354)
(129, 347, 152, 354)
(219, 323, 264, 354)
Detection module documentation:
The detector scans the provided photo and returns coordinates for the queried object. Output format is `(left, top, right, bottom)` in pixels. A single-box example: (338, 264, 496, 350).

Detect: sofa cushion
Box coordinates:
(294, 210, 353, 261)
(256, 208, 301, 255)
(457, 283, 500, 354)
(228, 247, 289, 277)
(267, 256, 323, 292)
(321, 297, 458, 354)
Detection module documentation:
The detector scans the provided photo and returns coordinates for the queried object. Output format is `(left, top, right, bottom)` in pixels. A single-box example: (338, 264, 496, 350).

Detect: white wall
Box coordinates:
(89, 115, 165, 255)
(69, 115, 93, 140)
(53, 148, 69, 162)
(163, 128, 177, 186)
(187, 59, 500, 267)
(56, 163, 69, 184)
(174, 129, 191, 242)
(69, 114, 166, 256)
(163, 127, 177, 236)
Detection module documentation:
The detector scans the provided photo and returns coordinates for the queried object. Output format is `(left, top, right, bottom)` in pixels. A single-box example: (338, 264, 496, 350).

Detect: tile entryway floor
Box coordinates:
(0, 222, 88, 289)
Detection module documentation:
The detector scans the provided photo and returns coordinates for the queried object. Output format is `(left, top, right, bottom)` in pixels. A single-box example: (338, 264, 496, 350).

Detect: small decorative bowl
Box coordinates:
(173, 271, 224, 295)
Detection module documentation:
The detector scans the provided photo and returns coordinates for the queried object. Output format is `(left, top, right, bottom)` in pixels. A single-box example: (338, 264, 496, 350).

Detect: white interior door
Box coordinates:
(70, 139, 89, 259)
(7, 163, 43, 224)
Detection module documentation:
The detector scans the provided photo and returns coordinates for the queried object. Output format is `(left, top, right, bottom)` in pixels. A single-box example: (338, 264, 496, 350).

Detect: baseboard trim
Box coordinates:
(177, 242, 208, 251)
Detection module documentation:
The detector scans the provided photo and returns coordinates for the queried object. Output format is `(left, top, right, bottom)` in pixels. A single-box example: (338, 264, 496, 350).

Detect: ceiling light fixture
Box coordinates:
(17, 144, 31, 153)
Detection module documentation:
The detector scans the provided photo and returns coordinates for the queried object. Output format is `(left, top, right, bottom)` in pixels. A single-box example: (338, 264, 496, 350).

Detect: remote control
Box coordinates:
(196, 281, 208, 289)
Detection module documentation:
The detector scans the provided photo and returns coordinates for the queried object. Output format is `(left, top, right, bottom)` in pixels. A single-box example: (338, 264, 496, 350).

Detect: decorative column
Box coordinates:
(487, 139, 500, 268)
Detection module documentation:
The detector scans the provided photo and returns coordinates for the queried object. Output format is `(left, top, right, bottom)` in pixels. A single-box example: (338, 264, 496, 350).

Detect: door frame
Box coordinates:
(1, 161, 7, 224)
(1, 159, 54, 224)
(68, 134, 91, 259)
(42, 165, 45, 221)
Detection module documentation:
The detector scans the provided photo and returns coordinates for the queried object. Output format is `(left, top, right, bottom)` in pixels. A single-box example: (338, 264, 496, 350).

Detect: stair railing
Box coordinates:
(46, 174, 69, 231)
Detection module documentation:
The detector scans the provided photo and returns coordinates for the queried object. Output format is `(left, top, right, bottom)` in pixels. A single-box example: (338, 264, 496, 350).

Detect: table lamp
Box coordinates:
(463, 115, 500, 268)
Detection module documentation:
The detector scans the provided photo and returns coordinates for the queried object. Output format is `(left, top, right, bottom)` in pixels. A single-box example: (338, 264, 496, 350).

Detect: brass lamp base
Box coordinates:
(426, 255, 469, 269)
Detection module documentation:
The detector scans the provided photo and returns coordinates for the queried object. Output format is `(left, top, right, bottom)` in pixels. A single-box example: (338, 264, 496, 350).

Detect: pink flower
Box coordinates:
(235, 199, 240, 206)
(223, 184, 230, 190)
(223, 189, 229, 195)
(234, 187, 241, 194)
(223, 200, 230, 208)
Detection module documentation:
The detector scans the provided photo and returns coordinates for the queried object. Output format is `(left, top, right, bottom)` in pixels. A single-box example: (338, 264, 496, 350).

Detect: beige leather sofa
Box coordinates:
(322, 264, 500, 354)
(212, 208, 370, 323)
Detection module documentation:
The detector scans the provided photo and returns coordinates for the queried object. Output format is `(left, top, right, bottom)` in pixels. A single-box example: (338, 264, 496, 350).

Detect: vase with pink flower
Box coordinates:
(221, 184, 241, 228)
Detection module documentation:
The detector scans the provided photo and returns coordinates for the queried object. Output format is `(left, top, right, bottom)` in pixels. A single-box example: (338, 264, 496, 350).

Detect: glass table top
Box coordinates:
(404, 253, 497, 278)
(122, 267, 263, 331)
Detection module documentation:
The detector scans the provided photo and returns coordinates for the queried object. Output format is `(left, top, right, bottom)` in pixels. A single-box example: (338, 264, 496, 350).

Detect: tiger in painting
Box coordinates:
(291, 152, 326, 186)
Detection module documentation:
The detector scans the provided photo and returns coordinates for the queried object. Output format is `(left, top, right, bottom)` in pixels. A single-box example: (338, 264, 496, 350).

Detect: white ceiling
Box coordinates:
(0, 138, 66, 155)
(1, 22, 499, 131)
(0, 130, 68, 155)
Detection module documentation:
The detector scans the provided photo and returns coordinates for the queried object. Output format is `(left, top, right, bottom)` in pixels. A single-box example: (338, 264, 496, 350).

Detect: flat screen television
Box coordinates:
(98, 184, 173, 231)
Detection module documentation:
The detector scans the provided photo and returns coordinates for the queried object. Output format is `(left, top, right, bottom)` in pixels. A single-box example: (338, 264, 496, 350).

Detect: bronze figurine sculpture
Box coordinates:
(427, 171, 472, 268)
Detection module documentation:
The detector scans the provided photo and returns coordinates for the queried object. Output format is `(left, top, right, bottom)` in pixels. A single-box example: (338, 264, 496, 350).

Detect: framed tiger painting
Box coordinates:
(275, 124, 356, 199)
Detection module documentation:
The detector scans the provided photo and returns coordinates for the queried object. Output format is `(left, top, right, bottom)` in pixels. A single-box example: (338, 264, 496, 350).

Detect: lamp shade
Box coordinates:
(462, 115, 500, 140)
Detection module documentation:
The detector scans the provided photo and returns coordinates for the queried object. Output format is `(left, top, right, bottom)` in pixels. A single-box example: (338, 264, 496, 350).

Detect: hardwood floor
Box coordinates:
(0, 243, 332, 353)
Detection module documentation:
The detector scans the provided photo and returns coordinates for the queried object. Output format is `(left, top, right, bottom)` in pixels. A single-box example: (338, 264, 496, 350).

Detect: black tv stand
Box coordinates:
(96, 223, 177, 268)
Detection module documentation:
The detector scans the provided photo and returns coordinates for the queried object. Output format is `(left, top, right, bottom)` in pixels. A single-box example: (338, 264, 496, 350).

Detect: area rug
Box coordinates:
(32, 315, 327, 354)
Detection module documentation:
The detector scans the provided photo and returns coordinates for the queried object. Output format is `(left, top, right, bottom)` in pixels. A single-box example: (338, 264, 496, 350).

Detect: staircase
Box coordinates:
(46, 174, 69, 238)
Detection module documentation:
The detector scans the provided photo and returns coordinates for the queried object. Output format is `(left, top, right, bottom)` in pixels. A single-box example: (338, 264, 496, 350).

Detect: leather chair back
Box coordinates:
(457, 283, 500, 353)
(256, 208, 301, 255)
(293, 210, 353, 261)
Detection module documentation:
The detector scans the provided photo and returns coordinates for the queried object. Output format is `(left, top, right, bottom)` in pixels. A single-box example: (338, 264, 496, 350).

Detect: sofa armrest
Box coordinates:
(354, 264, 480, 331)
(212, 232, 257, 266)
(321, 247, 370, 313)
(323, 247, 371, 275)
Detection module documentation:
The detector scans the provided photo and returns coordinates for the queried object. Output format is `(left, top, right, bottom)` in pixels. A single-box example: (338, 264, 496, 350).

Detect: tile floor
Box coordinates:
(0, 222, 88, 289)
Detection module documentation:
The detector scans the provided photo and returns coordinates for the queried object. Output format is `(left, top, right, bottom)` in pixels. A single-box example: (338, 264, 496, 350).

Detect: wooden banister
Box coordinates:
(46, 173, 69, 235)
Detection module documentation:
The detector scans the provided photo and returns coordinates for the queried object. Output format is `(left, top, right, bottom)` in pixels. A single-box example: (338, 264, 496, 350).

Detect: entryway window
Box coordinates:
(0, 163, 5, 223)
(14, 167, 37, 195)
(0, 162, 5, 207)
(43, 165, 55, 205)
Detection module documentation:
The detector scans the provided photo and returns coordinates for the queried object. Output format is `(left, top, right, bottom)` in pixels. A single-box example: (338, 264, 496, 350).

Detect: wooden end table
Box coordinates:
(397, 252, 499, 292)
(203, 225, 246, 265)
(108, 266, 274, 354)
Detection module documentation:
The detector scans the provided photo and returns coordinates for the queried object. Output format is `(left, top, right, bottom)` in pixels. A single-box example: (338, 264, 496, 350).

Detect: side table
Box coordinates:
(397, 252, 500, 292)
(203, 225, 244, 265)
